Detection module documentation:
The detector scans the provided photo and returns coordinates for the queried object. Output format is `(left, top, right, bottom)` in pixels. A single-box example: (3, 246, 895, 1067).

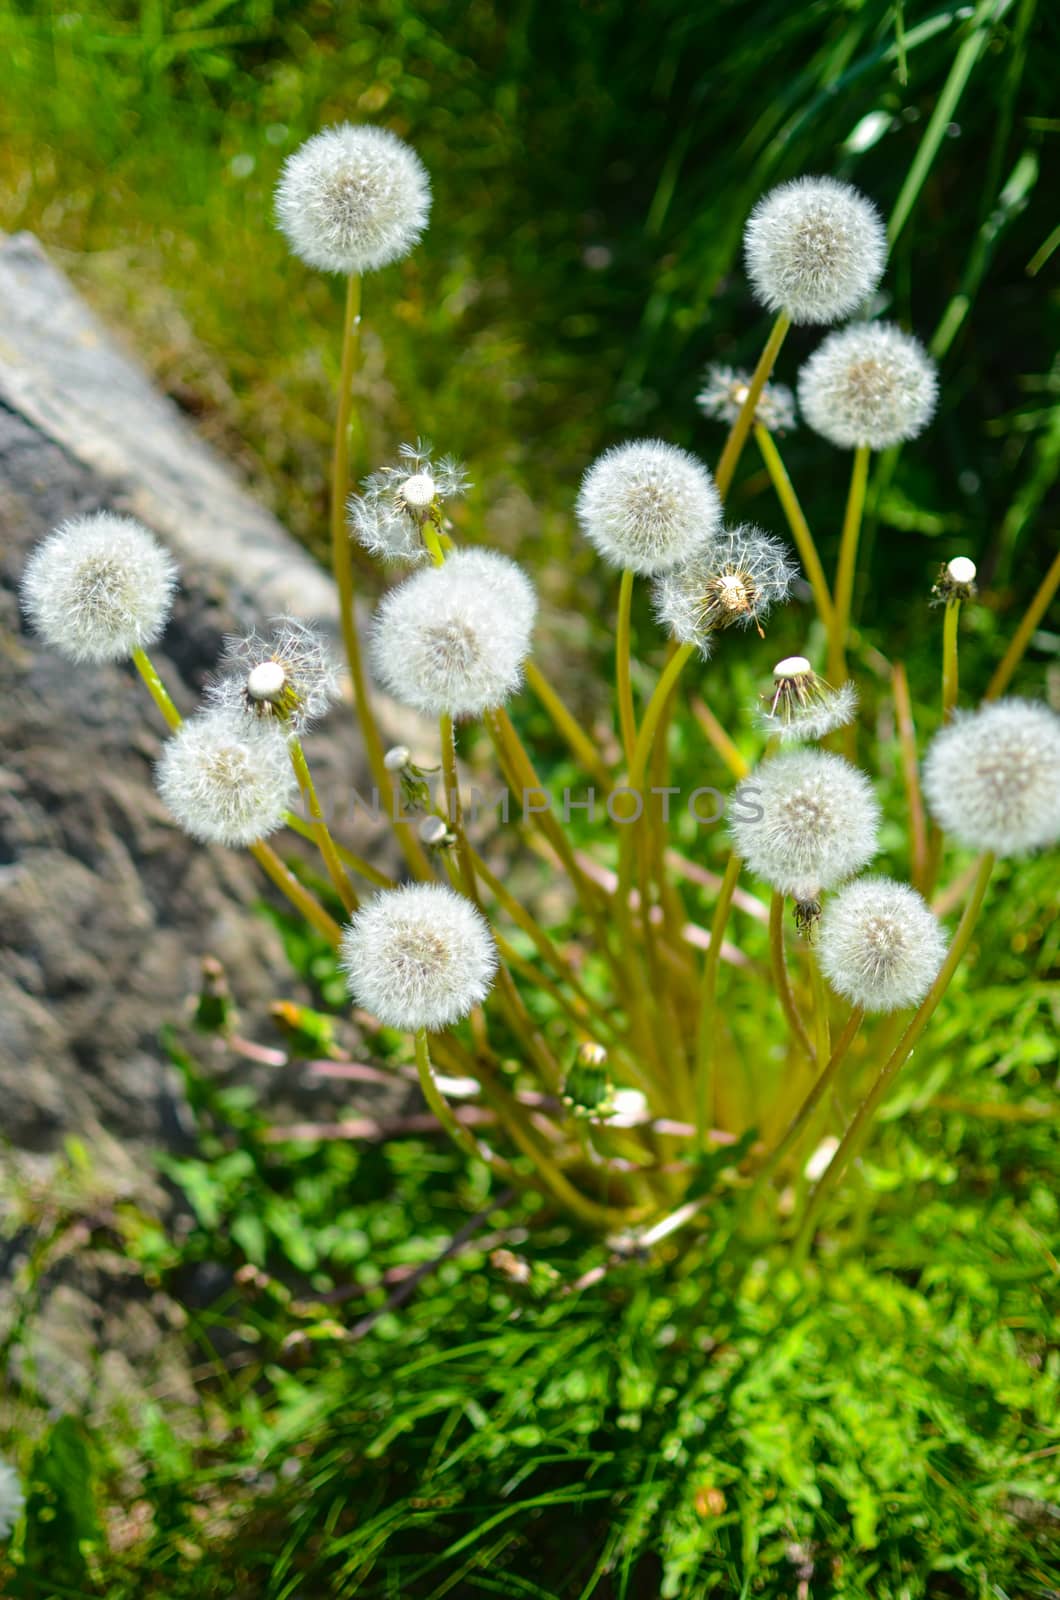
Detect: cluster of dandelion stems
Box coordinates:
(129, 287, 1050, 1252)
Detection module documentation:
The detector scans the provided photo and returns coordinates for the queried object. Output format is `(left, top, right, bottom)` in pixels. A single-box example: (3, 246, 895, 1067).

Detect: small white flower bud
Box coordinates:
(0, 1455, 25, 1538)
(349, 441, 469, 564)
(697, 364, 796, 433)
(576, 440, 722, 576)
(156, 709, 295, 847)
(758, 658, 858, 743)
(744, 176, 886, 325)
(369, 548, 536, 718)
(418, 814, 453, 848)
(653, 526, 796, 656)
(384, 744, 412, 771)
(275, 123, 431, 275)
(798, 322, 938, 450)
(922, 699, 1060, 857)
(206, 619, 338, 734)
(818, 877, 948, 1013)
(729, 748, 880, 901)
(340, 883, 497, 1032)
(20, 512, 177, 664)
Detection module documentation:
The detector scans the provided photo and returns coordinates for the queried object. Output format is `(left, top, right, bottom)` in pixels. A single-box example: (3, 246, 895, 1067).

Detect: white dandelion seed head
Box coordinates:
(340, 883, 497, 1032)
(0, 1457, 25, 1539)
(156, 709, 296, 847)
(818, 877, 948, 1013)
(757, 659, 858, 743)
(696, 364, 797, 433)
(922, 699, 1060, 857)
(798, 322, 938, 450)
(653, 525, 797, 656)
(369, 548, 536, 718)
(275, 123, 431, 275)
(947, 556, 977, 586)
(206, 618, 339, 734)
(729, 747, 880, 901)
(20, 512, 177, 664)
(575, 440, 722, 576)
(744, 176, 886, 325)
(349, 440, 470, 565)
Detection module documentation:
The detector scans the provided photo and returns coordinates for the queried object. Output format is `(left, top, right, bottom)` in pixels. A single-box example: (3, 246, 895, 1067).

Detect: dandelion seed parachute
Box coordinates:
(576, 440, 722, 576)
(697, 364, 796, 433)
(757, 656, 858, 743)
(275, 123, 431, 275)
(156, 709, 296, 847)
(369, 548, 536, 718)
(922, 699, 1060, 856)
(350, 441, 470, 564)
(798, 322, 938, 450)
(819, 877, 948, 1013)
(653, 525, 797, 657)
(744, 176, 886, 325)
(20, 512, 177, 664)
(729, 747, 880, 902)
(340, 882, 497, 1032)
(0, 1456, 25, 1539)
(205, 618, 339, 734)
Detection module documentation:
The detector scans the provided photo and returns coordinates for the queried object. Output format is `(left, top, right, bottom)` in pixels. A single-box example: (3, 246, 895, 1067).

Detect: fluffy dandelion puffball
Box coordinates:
(156, 709, 295, 847)
(275, 124, 431, 275)
(744, 176, 886, 325)
(370, 548, 536, 718)
(341, 883, 497, 1032)
(576, 440, 722, 576)
(819, 877, 948, 1013)
(697, 365, 796, 433)
(729, 748, 880, 902)
(20, 512, 177, 664)
(798, 322, 938, 450)
(206, 618, 338, 734)
(0, 1457, 25, 1539)
(653, 525, 796, 656)
(758, 657, 858, 743)
(922, 699, 1060, 856)
(350, 441, 470, 564)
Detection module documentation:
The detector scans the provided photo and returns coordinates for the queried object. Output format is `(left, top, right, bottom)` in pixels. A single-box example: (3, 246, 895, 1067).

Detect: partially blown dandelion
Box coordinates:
(654, 526, 797, 656)
(799, 322, 938, 450)
(156, 709, 295, 847)
(576, 440, 722, 576)
(349, 441, 470, 564)
(729, 748, 880, 903)
(697, 364, 796, 433)
(341, 883, 497, 1032)
(922, 699, 1060, 856)
(758, 656, 858, 743)
(744, 176, 886, 325)
(370, 548, 536, 718)
(275, 123, 431, 275)
(819, 877, 948, 1013)
(20, 512, 177, 664)
(206, 619, 339, 734)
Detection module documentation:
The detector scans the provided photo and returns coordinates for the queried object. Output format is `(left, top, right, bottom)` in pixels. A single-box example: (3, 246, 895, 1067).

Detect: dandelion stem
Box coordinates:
(615, 641, 695, 926)
(792, 852, 995, 1259)
(892, 662, 929, 892)
(828, 442, 872, 690)
(754, 424, 834, 630)
(808, 948, 832, 1082)
(769, 892, 815, 1062)
(690, 694, 750, 781)
(616, 568, 638, 774)
(248, 840, 344, 946)
(287, 736, 358, 913)
(413, 1028, 514, 1177)
(986, 548, 1060, 700)
(287, 816, 394, 888)
(715, 311, 791, 499)
(942, 598, 961, 723)
(693, 852, 742, 1147)
(524, 661, 611, 790)
(750, 1007, 863, 1191)
(132, 647, 182, 731)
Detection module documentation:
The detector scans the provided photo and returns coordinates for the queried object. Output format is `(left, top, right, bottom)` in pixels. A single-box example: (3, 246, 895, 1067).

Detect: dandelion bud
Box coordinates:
(744, 176, 886, 325)
(729, 748, 879, 902)
(20, 512, 177, 664)
(384, 745, 412, 771)
(340, 883, 497, 1032)
(932, 555, 978, 605)
(576, 440, 722, 576)
(206, 619, 338, 734)
(758, 656, 858, 743)
(156, 709, 295, 848)
(369, 548, 536, 718)
(418, 814, 454, 849)
(563, 1044, 613, 1117)
(0, 1456, 25, 1538)
(922, 699, 1060, 857)
(697, 364, 796, 433)
(818, 877, 948, 1013)
(350, 441, 470, 564)
(798, 323, 938, 450)
(653, 526, 796, 657)
(275, 123, 431, 275)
